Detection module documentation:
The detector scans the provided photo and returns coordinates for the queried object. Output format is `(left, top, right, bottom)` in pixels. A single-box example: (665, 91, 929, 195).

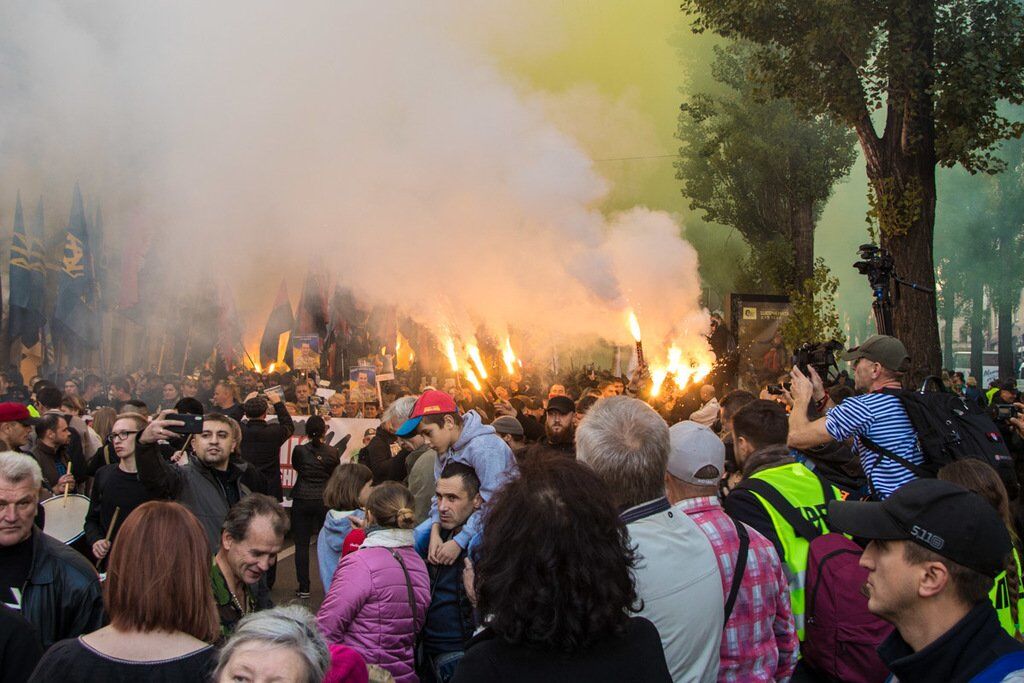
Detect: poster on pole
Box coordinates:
(292, 335, 321, 371)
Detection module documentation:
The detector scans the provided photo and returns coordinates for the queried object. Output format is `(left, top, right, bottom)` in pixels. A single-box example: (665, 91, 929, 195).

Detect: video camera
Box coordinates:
(793, 340, 845, 386)
(853, 244, 896, 290)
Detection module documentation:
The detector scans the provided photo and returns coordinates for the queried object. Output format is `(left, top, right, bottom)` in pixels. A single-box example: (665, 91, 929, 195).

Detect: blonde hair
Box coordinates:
(366, 482, 416, 530)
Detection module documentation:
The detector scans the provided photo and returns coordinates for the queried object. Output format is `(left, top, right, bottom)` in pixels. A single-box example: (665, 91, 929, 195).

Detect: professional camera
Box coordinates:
(792, 340, 845, 385)
(853, 244, 896, 290)
(991, 404, 1022, 423)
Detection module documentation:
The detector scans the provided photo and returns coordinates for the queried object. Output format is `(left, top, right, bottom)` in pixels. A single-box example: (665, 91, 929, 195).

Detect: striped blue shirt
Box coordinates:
(825, 392, 923, 498)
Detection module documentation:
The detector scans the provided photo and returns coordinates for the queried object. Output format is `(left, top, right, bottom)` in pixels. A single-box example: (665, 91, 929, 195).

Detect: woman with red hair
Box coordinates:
(29, 501, 219, 682)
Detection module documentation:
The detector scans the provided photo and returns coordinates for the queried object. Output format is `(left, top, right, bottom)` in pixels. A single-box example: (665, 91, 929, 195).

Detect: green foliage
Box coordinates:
(865, 175, 925, 240)
(735, 237, 792, 294)
(779, 258, 846, 349)
(679, 0, 1024, 174)
(676, 43, 857, 289)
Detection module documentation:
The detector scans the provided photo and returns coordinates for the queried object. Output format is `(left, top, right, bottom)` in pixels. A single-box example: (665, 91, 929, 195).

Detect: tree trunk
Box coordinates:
(941, 287, 955, 369)
(970, 280, 985, 381)
(848, 0, 943, 384)
(997, 296, 1016, 381)
(790, 202, 816, 290)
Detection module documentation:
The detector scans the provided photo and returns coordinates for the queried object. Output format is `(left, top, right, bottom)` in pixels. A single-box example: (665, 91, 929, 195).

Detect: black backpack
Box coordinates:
(861, 385, 1018, 497)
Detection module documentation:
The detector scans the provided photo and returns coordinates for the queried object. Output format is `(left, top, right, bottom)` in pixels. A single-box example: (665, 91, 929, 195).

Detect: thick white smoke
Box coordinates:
(0, 1, 710, 363)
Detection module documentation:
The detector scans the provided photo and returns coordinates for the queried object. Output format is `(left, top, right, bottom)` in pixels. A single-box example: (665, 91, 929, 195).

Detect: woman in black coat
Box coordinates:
(289, 416, 344, 598)
(452, 451, 672, 683)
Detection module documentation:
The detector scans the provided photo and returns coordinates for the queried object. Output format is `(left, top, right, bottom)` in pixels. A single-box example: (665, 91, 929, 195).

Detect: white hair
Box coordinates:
(214, 606, 329, 683)
(576, 396, 670, 509)
(383, 395, 418, 425)
(0, 452, 43, 490)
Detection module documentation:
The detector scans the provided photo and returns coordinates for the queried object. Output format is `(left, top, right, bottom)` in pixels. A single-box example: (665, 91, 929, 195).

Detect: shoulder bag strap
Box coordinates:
(723, 518, 749, 625)
(388, 548, 418, 624)
(860, 434, 930, 478)
(739, 477, 822, 541)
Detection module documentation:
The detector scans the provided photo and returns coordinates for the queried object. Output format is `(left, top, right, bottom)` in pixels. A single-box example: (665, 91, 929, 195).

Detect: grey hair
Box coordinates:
(214, 605, 329, 683)
(383, 395, 418, 426)
(576, 396, 670, 509)
(0, 452, 43, 490)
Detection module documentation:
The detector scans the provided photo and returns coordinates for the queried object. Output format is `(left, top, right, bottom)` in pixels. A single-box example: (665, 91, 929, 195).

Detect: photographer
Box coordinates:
(787, 335, 924, 499)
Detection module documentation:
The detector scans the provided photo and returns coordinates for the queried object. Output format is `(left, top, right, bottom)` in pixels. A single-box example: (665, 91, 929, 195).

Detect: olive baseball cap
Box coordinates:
(841, 334, 910, 372)
(827, 479, 1011, 577)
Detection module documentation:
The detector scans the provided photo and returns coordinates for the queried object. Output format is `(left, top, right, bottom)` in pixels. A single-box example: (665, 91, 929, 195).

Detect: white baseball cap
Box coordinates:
(667, 421, 725, 486)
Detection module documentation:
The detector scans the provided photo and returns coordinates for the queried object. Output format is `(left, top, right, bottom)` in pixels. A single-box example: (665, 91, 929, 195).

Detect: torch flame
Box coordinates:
(627, 310, 642, 343)
(444, 338, 459, 372)
(464, 367, 483, 392)
(502, 337, 517, 375)
(467, 343, 488, 380)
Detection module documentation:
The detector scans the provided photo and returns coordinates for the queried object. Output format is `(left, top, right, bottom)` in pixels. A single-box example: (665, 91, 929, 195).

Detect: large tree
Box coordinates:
(677, 44, 856, 291)
(680, 0, 1024, 378)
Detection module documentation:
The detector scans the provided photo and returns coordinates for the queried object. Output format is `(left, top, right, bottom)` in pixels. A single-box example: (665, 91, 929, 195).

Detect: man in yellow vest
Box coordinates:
(723, 399, 839, 642)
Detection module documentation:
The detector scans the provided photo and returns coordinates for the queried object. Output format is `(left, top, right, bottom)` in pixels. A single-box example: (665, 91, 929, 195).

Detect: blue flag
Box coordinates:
(53, 184, 99, 347)
(8, 193, 46, 346)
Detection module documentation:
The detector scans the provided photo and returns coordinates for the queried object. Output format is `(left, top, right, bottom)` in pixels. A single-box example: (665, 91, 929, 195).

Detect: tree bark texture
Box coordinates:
(941, 289, 954, 369)
(790, 202, 816, 290)
(997, 298, 1016, 381)
(969, 280, 985, 381)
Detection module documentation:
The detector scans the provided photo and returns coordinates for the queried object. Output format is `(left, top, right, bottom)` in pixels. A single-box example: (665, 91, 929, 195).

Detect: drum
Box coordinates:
(41, 494, 91, 544)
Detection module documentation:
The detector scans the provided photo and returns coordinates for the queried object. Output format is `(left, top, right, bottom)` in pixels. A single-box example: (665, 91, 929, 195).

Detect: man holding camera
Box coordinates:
(136, 411, 267, 550)
(787, 335, 923, 499)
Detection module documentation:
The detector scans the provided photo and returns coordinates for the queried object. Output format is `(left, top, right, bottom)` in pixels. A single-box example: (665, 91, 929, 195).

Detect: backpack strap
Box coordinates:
(860, 435, 931, 478)
(740, 477, 823, 542)
(723, 518, 749, 625)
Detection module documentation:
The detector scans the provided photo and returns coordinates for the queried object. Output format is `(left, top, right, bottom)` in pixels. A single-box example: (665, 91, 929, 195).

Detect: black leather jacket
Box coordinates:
(21, 527, 105, 650)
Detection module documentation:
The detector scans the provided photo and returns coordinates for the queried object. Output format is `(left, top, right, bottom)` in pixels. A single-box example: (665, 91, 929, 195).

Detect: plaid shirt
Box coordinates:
(675, 496, 799, 682)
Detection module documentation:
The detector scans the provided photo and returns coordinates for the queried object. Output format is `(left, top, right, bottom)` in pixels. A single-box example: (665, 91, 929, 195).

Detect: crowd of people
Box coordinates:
(3, 332, 1024, 682)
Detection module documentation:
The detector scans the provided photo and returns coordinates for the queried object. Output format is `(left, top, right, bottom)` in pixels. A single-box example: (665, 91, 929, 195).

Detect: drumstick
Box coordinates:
(104, 507, 121, 542)
(63, 462, 72, 505)
(96, 507, 121, 572)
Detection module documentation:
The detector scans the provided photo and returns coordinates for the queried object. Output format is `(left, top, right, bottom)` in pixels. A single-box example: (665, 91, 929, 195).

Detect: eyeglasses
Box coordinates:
(111, 430, 140, 442)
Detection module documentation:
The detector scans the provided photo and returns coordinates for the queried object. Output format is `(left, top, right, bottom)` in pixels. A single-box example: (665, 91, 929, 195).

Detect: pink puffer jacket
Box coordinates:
(317, 531, 430, 683)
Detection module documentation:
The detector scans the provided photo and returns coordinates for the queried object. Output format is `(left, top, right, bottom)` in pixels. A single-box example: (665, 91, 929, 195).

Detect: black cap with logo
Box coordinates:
(827, 479, 1011, 577)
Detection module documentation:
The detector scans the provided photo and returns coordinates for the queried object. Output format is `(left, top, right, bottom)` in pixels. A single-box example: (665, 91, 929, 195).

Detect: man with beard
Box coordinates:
(544, 395, 576, 457)
(137, 412, 267, 550)
(211, 494, 287, 637)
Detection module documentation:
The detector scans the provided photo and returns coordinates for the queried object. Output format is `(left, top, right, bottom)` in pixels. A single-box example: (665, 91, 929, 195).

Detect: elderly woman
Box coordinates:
(215, 605, 366, 683)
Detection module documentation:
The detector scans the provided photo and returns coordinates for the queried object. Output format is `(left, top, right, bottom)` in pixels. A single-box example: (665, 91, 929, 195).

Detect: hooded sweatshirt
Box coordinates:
(318, 508, 365, 593)
(429, 410, 516, 548)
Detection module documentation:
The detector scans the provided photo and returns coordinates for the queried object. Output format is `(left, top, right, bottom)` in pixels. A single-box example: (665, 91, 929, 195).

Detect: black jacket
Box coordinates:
(20, 528, 105, 651)
(363, 429, 408, 485)
(240, 403, 294, 498)
(290, 442, 341, 501)
(135, 438, 267, 551)
(0, 604, 43, 683)
(878, 600, 1023, 682)
(423, 528, 474, 655)
(451, 616, 672, 683)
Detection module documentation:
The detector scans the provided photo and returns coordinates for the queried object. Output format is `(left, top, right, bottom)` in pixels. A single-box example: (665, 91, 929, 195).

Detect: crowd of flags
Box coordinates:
(6, 184, 101, 366)
(4, 185, 424, 378)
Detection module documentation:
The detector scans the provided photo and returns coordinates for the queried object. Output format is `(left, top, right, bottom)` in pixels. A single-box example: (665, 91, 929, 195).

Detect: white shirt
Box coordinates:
(689, 398, 720, 428)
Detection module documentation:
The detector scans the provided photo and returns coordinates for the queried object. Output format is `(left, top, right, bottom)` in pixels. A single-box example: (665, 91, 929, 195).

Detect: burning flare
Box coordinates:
(502, 337, 517, 375)
(464, 367, 483, 393)
(444, 338, 460, 372)
(627, 310, 642, 343)
(650, 364, 668, 398)
(467, 343, 488, 380)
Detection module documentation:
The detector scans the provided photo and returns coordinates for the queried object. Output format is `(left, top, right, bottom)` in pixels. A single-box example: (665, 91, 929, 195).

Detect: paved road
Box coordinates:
(270, 539, 327, 613)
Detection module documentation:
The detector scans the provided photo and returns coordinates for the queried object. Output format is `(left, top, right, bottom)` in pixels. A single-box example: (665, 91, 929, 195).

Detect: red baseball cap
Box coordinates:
(395, 390, 459, 437)
(0, 402, 38, 425)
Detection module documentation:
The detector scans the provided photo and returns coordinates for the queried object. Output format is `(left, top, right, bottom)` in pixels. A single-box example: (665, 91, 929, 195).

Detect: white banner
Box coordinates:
(277, 416, 380, 490)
